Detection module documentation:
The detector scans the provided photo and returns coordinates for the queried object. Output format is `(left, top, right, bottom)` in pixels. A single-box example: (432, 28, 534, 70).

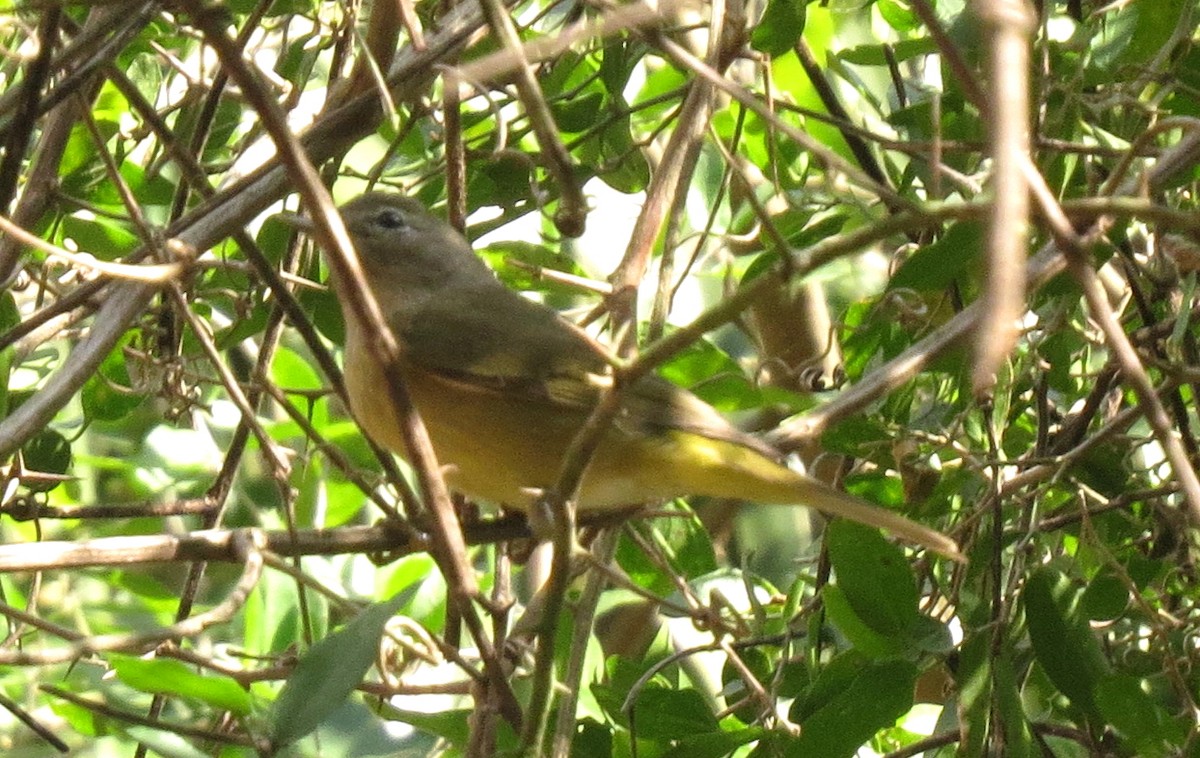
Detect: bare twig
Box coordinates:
(477, 0, 585, 236)
(0, 530, 265, 665)
(972, 0, 1035, 395)
(0, 214, 185, 282)
(40, 685, 257, 748)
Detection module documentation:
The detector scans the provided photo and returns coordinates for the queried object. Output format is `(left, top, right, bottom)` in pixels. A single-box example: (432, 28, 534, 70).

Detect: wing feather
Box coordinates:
(395, 284, 781, 460)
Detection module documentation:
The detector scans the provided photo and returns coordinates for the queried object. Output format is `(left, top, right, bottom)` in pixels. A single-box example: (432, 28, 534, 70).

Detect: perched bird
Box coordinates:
(285, 193, 960, 560)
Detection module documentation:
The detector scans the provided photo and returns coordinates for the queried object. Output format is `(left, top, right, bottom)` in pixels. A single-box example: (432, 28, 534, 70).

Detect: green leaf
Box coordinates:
(839, 39, 937, 66)
(598, 112, 649, 193)
(59, 121, 108, 181)
(735, 212, 848, 270)
(888, 221, 983, 292)
(270, 593, 407, 747)
(617, 522, 681, 596)
(202, 100, 244, 164)
(594, 656, 669, 727)
(633, 64, 688, 125)
(120, 726, 212, 758)
(821, 416, 893, 456)
(299, 286, 344, 346)
(540, 50, 598, 98)
(572, 718, 614, 758)
(1080, 572, 1130, 622)
(823, 584, 905, 657)
(60, 215, 140, 260)
(468, 152, 534, 208)
(322, 699, 454, 755)
(88, 163, 175, 207)
(661, 726, 767, 758)
(826, 521, 918, 638)
(82, 337, 145, 422)
(110, 655, 253, 715)
(1023, 566, 1110, 717)
(244, 568, 304, 656)
(375, 553, 447, 629)
(907, 613, 955, 655)
(751, 0, 807, 57)
(553, 91, 606, 133)
(767, 39, 854, 165)
(216, 299, 269, 351)
(992, 649, 1036, 758)
(1089, 0, 1187, 82)
(654, 508, 720, 578)
(600, 38, 640, 98)
(657, 337, 767, 412)
(630, 686, 719, 741)
(270, 346, 323, 392)
(1094, 673, 1186, 757)
(376, 707, 474, 745)
(274, 30, 321, 79)
(0, 291, 18, 420)
(21, 430, 72, 492)
(477, 240, 588, 298)
(788, 655, 916, 757)
(877, 0, 920, 32)
(791, 650, 859, 720)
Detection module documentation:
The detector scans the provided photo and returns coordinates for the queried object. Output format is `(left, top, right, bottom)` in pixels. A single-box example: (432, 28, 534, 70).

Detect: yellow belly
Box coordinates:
(342, 333, 800, 510)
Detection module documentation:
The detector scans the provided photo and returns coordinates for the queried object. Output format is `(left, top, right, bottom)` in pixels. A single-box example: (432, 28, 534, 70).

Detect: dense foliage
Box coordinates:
(1, 0, 1199, 755)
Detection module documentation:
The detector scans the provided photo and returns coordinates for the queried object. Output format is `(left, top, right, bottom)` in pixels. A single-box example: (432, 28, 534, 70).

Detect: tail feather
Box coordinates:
(689, 437, 963, 562)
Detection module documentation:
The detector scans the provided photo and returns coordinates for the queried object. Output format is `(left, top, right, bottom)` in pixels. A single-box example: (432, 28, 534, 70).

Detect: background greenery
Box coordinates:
(1, 0, 1199, 755)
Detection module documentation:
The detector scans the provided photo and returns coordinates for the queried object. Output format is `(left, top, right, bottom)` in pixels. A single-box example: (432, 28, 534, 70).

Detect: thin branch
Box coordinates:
(972, 0, 1035, 395)
(0, 518, 552, 572)
(40, 685, 257, 748)
(477, 0, 585, 235)
(0, 530, 265, 665)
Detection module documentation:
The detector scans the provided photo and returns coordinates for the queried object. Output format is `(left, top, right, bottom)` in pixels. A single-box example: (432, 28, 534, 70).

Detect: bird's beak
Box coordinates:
(274, 211, 314, 233)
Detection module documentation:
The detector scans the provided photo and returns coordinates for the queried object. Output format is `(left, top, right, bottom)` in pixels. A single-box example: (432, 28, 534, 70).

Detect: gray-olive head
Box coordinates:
(282, 192, 495, 299)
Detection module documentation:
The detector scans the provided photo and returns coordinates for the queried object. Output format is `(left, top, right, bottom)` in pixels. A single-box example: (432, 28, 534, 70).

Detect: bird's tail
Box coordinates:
(684, 435, 963, 562)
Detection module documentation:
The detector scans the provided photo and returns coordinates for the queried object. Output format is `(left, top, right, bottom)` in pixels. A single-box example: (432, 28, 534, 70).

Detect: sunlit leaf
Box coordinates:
(270, 594, 407, 747)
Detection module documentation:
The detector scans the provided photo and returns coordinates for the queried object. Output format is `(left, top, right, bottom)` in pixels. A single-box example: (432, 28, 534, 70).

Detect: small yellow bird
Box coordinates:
(287, 193, 960, 560)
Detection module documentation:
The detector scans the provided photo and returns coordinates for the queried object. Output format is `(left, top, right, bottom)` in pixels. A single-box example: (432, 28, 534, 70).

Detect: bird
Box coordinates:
(283, 192, 960, 561)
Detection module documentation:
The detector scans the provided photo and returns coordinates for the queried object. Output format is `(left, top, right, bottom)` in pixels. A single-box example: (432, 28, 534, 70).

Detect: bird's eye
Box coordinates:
(375, 208, 408, 230)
